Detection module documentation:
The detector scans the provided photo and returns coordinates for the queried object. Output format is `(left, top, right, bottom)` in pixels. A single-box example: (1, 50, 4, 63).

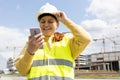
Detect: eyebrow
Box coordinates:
(40, 18, 55, 21)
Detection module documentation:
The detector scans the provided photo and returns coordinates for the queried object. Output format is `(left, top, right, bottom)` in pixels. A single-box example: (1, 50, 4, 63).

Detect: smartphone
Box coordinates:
(30, 28, 41, 36)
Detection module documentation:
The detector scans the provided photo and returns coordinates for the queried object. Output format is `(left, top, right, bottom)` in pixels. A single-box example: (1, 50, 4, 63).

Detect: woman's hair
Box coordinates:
(38, 13, 58, 22)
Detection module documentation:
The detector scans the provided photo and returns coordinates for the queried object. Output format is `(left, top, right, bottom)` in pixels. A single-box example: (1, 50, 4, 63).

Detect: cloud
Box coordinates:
(84, 0, 120, 39)
(0, 26, 29, 69)
(81, 19, 108, 31)
(80, 19, 110, 38)
(80, 0, 120, 56)
(86, 0, 120, 24)
(0, 26, 28, 59)
(80, 19, 120, 54)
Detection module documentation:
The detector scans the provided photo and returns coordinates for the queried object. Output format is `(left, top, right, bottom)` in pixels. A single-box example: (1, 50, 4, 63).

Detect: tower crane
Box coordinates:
(6, 46, 22, 59)
(93, 35, 120, 52)
(93, 37, 106, 53)
(105, 35, 120, 51)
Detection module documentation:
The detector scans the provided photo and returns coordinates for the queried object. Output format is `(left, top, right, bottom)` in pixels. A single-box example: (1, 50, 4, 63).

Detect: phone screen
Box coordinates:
(30, 28, 41, 36)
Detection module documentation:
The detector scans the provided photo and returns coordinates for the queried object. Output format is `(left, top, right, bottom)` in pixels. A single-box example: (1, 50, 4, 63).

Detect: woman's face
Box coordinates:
(39, 15, 59, 37)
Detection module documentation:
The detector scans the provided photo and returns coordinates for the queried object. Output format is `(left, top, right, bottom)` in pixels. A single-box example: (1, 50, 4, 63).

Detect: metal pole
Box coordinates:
(103, 38, 105, 53)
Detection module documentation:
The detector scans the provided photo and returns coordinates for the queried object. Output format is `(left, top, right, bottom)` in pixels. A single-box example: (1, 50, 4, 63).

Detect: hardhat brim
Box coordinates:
(37, 12, 57, 21)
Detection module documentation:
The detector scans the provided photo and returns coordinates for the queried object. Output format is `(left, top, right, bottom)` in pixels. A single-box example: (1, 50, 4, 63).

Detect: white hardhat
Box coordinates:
(37, 3, 58, 21)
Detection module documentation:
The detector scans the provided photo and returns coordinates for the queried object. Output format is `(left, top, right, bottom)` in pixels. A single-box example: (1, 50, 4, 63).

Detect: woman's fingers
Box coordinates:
(27, 33, 44, 54)
(53, 11, 67, 22)
(35, 34, 44, 42)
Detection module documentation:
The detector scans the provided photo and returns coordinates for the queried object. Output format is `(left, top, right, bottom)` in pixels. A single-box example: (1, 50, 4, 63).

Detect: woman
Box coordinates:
(15, 3, 91, 80)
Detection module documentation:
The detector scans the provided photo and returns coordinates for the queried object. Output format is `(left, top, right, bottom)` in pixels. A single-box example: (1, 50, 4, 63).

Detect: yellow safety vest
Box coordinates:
(27, 36, 75, 80)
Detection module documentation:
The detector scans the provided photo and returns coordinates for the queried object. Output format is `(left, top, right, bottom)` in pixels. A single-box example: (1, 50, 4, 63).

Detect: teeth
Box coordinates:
(44, 27, 50, 30)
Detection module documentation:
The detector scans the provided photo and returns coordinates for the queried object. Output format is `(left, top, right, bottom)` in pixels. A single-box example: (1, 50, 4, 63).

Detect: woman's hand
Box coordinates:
(27, 33, 44, 55)
(53, 11, 68, 23)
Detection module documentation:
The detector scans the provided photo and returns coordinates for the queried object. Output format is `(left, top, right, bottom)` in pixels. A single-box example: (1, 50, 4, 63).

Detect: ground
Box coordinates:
(75, 70, 120, 79)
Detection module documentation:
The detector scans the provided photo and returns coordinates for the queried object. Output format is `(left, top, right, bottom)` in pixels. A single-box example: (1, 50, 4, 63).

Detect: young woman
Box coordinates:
(15, 3, 91, 80)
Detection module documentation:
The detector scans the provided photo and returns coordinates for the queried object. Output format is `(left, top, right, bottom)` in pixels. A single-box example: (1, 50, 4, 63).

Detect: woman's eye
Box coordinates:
(40, 21, 45, 23)
(48, 21, 54, 23)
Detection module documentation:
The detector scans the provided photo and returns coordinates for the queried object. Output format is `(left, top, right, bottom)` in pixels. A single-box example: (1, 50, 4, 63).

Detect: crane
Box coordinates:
(93, 35, 120, 52)
(6, 46, 22, 59)
(105, 35, 120, 51)
(93, 36, 106, 53)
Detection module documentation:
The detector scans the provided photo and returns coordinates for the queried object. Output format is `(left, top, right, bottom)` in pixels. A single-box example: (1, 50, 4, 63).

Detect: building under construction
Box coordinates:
(75, 34, 120, 72)
(75, 51, 120, 72)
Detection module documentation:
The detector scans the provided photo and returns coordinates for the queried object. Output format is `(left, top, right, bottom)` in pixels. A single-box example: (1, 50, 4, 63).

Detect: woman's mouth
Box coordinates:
(43, 27, 51, 30)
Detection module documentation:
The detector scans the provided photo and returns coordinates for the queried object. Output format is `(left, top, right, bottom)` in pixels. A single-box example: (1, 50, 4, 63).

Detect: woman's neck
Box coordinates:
(44, 35, 54, 42)
(44, 35, 54, 49)
(44, 37, 50, 42)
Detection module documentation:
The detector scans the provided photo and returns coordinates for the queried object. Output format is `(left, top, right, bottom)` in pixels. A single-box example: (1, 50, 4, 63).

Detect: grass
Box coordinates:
(75, 70, 120, 79)
(75, 73, 120, 79)
(0, 73, 24, 77)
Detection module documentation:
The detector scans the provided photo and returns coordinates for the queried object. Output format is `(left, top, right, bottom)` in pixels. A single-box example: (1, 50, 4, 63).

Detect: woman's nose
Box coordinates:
(44, 22, 49, 26)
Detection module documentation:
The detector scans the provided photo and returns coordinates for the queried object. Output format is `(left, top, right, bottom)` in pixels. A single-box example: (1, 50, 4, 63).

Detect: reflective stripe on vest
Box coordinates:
(29, 76, 73, 80)
(32, 59, 73, 68)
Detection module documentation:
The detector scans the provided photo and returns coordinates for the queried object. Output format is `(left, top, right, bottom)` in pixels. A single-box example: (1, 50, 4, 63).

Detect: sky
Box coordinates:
(0, 0, 120, 69)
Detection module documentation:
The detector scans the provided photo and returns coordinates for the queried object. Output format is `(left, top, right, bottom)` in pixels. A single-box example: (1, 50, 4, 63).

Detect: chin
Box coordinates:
(43, 33, 52, 37)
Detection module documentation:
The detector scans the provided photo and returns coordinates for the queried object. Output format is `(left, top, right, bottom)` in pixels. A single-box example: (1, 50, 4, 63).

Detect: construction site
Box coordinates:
(75, 51, 120, 72)
(0, 33, 120, 79)
(74, 35, 120, 78)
